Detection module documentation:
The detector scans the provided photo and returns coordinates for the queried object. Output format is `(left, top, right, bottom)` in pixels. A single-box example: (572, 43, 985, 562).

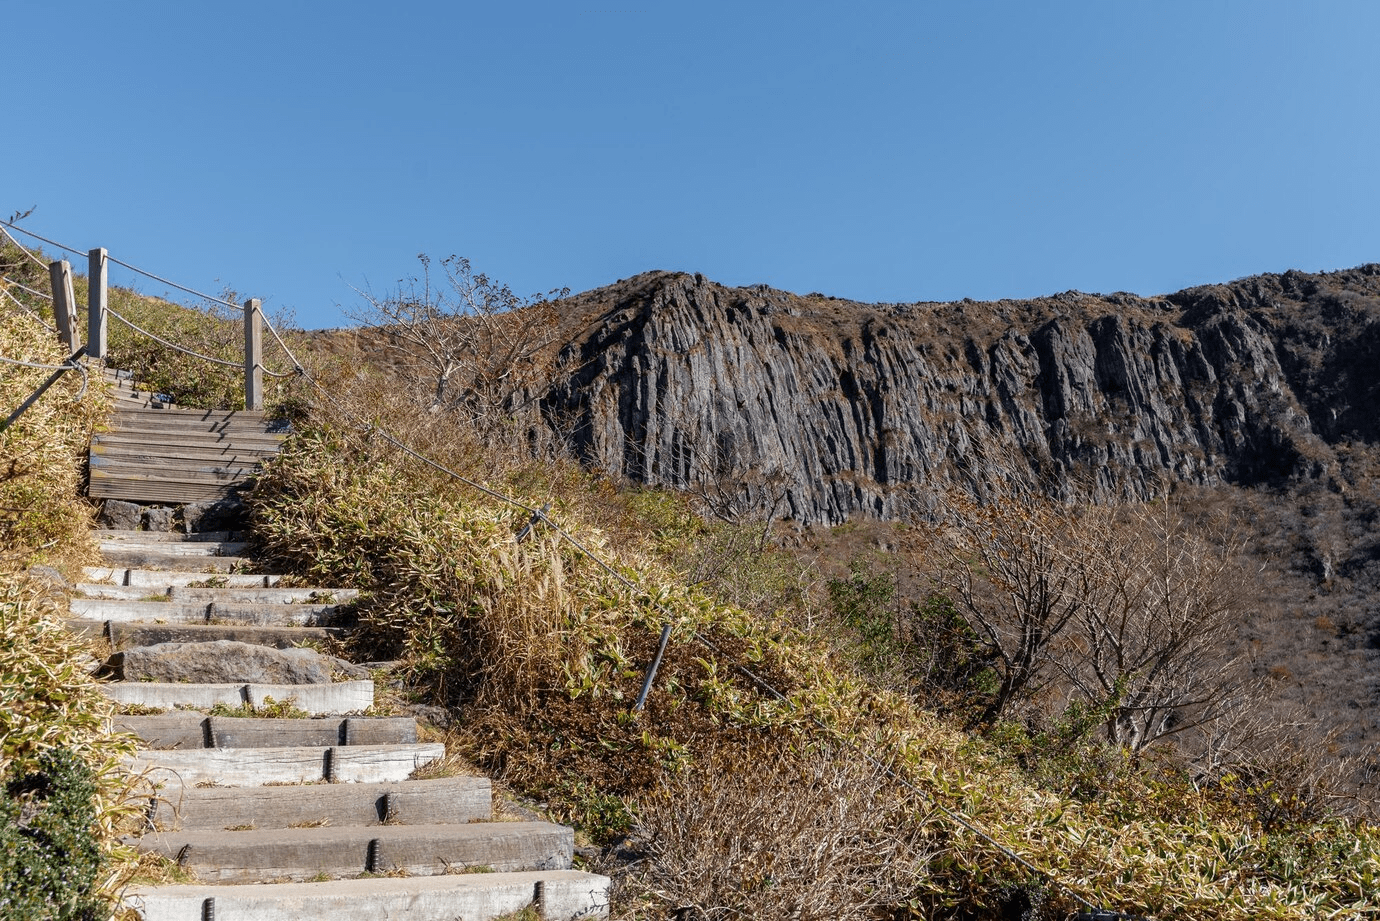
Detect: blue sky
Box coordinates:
(5, 1, 1379, 329)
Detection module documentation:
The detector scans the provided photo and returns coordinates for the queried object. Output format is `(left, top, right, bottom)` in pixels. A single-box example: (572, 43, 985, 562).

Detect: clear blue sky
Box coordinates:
(6, 1, 1379, 329)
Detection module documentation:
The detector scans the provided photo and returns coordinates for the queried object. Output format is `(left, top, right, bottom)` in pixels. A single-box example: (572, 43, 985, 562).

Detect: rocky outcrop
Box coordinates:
(539, 266, 1380, 523)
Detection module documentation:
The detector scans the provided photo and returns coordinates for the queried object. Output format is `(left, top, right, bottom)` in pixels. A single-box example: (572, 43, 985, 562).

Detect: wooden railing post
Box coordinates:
(244, 297, 263, 411)
(87, 248, 107, 361)
(49, 259, 79, 351)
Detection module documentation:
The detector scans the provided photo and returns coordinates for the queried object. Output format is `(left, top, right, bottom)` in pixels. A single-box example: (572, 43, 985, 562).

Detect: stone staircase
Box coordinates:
(71, 529, 611, 920)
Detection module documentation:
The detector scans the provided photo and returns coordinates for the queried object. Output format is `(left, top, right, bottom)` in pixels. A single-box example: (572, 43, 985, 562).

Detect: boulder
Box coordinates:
(182, 496, 247, 533)
(100, 499, 142, 530)
(142, 506, 176, 532)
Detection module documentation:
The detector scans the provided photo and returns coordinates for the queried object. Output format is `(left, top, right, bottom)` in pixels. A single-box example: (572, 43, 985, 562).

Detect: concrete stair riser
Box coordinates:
(94, 621, 345, 651)
(95, 551, 253, 572)
(123, 870, 612, 921)
(83, 568, 281, 587)
(136, 821, 573, 883)
(102, 679, 376, 714)
(116, 716, 417, 750)
(128, 743, 445, 787)
(148, 777, 492, 831)
(72, 599, 344, 626)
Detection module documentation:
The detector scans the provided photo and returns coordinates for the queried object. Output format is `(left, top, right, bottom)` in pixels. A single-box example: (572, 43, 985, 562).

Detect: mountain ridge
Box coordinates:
(539, 264, 1380, 524)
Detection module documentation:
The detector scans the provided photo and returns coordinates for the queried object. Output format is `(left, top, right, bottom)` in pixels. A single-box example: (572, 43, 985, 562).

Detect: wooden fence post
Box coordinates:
(49, 259, 79, 351)
(87, 248, 107, 361)
(243, 297, 263, 411)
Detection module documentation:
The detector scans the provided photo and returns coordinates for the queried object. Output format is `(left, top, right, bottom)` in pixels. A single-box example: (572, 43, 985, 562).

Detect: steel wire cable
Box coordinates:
(0, 353, 89, 401)
(0, 275, 53, 301)
(1, 285, 57, 333)
(0, 221, 86, 261)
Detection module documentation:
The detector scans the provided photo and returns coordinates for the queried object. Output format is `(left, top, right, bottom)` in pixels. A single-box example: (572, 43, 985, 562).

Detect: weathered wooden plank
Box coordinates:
(116, 713, 210, 749)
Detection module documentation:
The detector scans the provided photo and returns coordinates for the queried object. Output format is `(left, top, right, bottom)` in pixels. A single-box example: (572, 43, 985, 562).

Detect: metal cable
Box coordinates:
(104, 254, 240, 311)
(0, 353, 89, 401)
(0, 275, 53, 301)
(0, 224, 53, 269)
(0, 221, 86, 261)
(0, 285, 57, 333)
(105, 305, 244, 369)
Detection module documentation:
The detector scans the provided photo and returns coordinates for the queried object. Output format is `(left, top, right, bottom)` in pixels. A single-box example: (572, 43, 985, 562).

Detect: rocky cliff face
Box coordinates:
(541, 266, 1380, 524)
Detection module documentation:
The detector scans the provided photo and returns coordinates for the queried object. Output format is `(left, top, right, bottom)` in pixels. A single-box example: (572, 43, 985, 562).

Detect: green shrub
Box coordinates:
(0, 749, 104, 921)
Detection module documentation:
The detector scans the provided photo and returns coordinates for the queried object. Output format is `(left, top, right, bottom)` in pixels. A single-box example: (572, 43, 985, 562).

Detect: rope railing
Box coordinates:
(0, 275, 53, 301)
(0, 221, 85, 262)
(104, 305, 246, 369)
(0, 223, 54, 269)
(0, 283, 58, 333)
(0, 222, 306, 403)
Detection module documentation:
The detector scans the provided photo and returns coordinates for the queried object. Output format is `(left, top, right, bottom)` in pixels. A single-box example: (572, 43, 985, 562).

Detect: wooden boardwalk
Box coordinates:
(89, 372, 288, 504)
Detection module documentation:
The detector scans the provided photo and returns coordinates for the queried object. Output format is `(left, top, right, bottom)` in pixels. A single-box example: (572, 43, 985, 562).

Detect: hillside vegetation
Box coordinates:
(0, 240, 138, 920)
(3, 237, 1379, 919)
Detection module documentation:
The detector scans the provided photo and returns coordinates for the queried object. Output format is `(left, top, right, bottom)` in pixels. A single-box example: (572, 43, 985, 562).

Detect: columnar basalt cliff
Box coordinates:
(542, 266, 1380, 523)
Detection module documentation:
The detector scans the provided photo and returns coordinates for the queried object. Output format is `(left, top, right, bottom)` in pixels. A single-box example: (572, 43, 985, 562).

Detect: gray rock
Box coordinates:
(100, 499, 143, 530)
(107, 640, 368, 685)
(142, 506, 176, 532)
(182, 496, 246, 533)
(27, 565, 70, 589)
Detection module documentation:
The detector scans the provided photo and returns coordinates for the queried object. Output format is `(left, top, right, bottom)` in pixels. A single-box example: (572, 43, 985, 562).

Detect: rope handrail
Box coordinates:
(0, 350, 89, 406)
(0, 223, 53, 269)
(0, 285, 57, 334)
(104, 305, 244, 369)
(0, 220, 86, 261)
(104, 253, 240, 312)
(274, 347, 1098, 913)
(0, 275, 54, 301)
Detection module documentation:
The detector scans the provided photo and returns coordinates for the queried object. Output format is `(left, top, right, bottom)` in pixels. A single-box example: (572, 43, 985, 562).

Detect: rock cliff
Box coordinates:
(541, 265, 1380, 524)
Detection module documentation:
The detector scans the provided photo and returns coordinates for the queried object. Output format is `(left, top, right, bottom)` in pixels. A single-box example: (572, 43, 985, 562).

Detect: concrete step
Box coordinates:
(102, 679, 375, 714)
(69, 620, 346, 651)
(99, 538, 250, 557)
(123, 870, 611, 921)
(135, 821, 573, 883)
(147, 776, 492, 831)
(77, 584, 356, 605)
(83, 568, 282, 587)
(127, 743, 445, 787)
(117, 715, 416, 750)
(97, 550, 253, 572)
(96, 530, 242, 542)
(70, 598, 345, 626)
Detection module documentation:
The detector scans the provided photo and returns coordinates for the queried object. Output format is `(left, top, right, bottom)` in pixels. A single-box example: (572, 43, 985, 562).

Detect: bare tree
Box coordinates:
(930, 491, 1253, 749)
(931, 492, 1089, 724)
(348, 255, 568, 429)
(1057, 499, 1254, 751)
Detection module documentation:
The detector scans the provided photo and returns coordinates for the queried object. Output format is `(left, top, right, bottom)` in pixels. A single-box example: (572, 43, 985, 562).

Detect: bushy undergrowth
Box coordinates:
(247, 415, 1380, 920)
(1, 252, 142, 915)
